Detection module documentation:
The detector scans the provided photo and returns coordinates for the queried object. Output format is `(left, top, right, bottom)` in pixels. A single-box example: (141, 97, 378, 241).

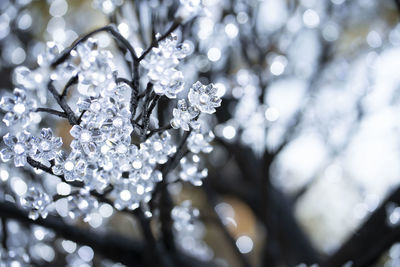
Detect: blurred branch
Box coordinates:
(203, 180, 252, 267)
(394, 0, 400, 14)
(1, 217, 7, 249)
(292, 89, 367, 202)
(259, 184, 321, 266)
(207, 148, 321, 266)
(134, 209, 170, 267)
(272, 40, 333, 157)
(325, 186, 400, 267)
(0, 201, 217, 267)
(0, 201, 145, 266)
(151, 131, 192, 264)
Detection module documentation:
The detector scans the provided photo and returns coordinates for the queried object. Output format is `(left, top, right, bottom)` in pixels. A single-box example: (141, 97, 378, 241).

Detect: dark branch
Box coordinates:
(27, 157, 83, 187)
(153, 131, 191, 255)
(35, 108, 68, 118)
(60, 75, 78, 99)
(146, 125, 173, 139)
(133, 209, 173, 266)
(116, 77, 133, 88)
(51, 25, 138, 68)
(130, 63, 141, 125)
(47, 81, 78, 125)
(141, 95, 161, 140)
(138, 20, 181, 61)
(1, 217, 7, 249)
(77, 110, 87, 125)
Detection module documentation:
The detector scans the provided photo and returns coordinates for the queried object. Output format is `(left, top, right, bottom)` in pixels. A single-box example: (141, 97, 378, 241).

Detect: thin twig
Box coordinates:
(137, 82, 154, 100)
(138, 20, 181, 61)
(35, 108, 68, 118)
(116, 77, 133, 88)
(60, 75, 78, 99)
(1, 217, 7, 249)
(141, 95, 161, 140)
(133, 83, 154, 126)
(130, 61, 141, 125)
(51, 25, 138, 68)
(27, 157, 83, 187)
(77, 110, 87, 125)
(146, 125, 173, 139)
(47, 81, 78, 125)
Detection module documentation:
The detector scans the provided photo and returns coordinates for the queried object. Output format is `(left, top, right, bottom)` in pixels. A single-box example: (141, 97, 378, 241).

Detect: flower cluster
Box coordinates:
(141, 33, 190, 98)
(12, 44, 61, 94)
(74, 38, 117, 97)
(20, 187, 51, 220)
(177, 0, 204, 22)
(187, 129, 214, 154)
(188, 81, 221, 114)
(179, 155, 208, 186)
(67, 189, 99, 222)
(0, 250, 30, 266)
(168, 81, 221, 186)
(0, 0, 232, 266)
(171, 201, 213, 261)
(170, 99, 200, 131)
(171, 81, 221, 131)
(0, 6, 221, 243)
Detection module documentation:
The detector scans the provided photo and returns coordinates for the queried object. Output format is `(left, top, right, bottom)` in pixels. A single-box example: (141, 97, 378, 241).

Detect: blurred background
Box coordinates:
(1, 0, 400, 266)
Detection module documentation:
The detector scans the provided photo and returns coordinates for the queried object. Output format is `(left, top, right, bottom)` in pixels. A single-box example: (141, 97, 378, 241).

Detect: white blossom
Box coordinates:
(67, 189, 99, 222)
(92, 0, 123, 14)
(177, 0, 203, 22)
(187, 130, 214, 154)
(31, 128, 62, 162)
(171, 201, 213, 260)
(141, 132, 176, 164)
(188, 81, 221, 114)
(179, 154, 208, 186)
(0, 88, 36, 127)
(170, 99, 200, 131)
(0, 131, 33, 167)
(20, 187, 51, 220)
(0, 249, 30, 266)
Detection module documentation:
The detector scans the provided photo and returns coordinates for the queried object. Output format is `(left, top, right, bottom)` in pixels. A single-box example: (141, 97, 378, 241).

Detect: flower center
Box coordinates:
(120, 190, 131, 201)
(14, 144, 25, 155)
(153, 141, 162, 152)
(13, 103, 26, 114)
(80, 131, 91, 142)
(199, 94, 209, 104)
(40, 141, 51, 151)
(132, 160, 142, 169)
(64, 161, 74, 171)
